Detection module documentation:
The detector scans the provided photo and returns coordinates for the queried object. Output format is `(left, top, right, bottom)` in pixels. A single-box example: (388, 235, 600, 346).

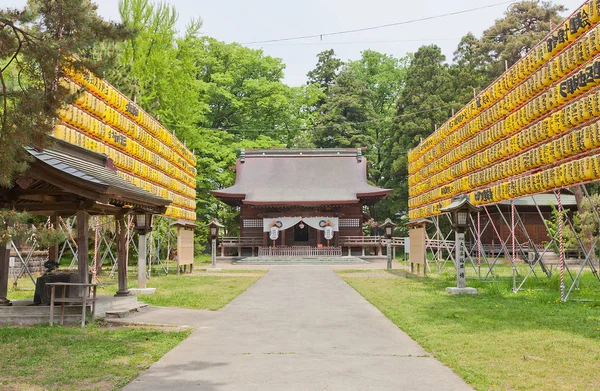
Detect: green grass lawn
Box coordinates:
(339, 267, 600, 391)
(7, 271, 264, 310)
(2, 259, 264, 390)
(0, 324, 190, 391)
(135, 274, 262, 310)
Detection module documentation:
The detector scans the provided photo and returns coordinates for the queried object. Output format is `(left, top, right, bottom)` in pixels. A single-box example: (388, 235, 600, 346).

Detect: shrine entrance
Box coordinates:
(293, 223, 309, 242)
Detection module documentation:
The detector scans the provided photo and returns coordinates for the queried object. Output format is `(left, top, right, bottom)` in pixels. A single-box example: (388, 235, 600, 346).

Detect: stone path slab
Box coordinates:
(123, 266, 472, 390)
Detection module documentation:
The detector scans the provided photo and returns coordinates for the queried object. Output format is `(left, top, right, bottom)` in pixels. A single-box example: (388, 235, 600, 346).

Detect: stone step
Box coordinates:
(235, 256, 367, 265)
(104, 303, 149, 319)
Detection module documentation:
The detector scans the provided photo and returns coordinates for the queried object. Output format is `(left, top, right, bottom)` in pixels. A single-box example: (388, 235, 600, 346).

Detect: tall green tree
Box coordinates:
(472, 1, 565, 80)
(312, 69, 376, 149)
(381, 45, 455, 217)
(0, 0, 130, 186)
(100, 0, 205, 140)
(307, 49, 343, 95)
(449, 33, 491, 107)
(346, 50, 407, 189)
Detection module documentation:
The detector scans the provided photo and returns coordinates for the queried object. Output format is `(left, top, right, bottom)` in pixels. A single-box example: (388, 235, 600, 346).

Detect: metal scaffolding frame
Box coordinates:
(428, 185, 600, 301)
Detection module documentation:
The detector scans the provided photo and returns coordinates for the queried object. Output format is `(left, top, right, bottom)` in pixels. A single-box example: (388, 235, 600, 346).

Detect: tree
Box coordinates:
(100, 0, 206, 141)
(472, 1, 565, 80)
(346, 50, 407, 189)
(307, 49, 343, 94)
(381, 45, 455, 217)
(312, 69, 376, 149)
(0, 0, 130, 186)
(450, 33, 491, 107)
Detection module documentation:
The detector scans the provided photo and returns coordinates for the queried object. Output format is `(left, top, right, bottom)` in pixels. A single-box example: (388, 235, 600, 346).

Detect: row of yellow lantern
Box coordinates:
(116, 171, 196, 216)
(55, 105, 195, 192)
(410, 53, 600, 189)
(411, 26, 600, 177)
(410, 82, 600, 194)
(409, 0, 599, 167)
(65, 69, 196, 167)
(66, 81, 197, 178)
(409, 152, 600, 220)
(53, 124, 196, 203)
(409, 118, 600, 210)
(410, 88, 600, 208)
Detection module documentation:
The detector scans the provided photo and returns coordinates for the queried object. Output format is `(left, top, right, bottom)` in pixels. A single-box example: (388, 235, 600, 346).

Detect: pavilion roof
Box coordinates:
(211, 148, 391, 207)
(0, 139, 170, 215)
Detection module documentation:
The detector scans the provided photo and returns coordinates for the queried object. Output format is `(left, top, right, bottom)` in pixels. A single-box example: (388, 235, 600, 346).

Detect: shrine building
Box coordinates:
(211, 149, 391, 257)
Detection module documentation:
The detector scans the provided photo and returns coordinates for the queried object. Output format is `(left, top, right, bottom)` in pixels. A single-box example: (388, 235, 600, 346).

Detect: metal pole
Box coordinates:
(511, 200, 516, 293)
(138, 233, 147, 289)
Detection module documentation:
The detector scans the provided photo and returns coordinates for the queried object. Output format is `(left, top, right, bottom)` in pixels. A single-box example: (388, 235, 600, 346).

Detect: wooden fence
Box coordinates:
(258, 246, 342, 257)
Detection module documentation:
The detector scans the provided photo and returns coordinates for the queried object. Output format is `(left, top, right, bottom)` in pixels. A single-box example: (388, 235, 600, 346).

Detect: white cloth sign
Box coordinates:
(263, 217, 339, 232)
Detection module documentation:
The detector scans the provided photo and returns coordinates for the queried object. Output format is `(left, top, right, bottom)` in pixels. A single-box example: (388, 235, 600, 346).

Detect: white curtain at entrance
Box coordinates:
(301, 217, 339, 232)
(262, 217, 339, 232)
(263, 217, 302, 232)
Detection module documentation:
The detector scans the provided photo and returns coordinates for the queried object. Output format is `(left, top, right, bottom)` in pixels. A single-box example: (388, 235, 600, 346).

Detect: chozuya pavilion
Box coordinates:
(211, 148, 392, 258)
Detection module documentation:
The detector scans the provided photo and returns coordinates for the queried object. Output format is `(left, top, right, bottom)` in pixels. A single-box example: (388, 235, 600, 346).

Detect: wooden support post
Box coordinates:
(49, 214, 59, 263)
(76, 210, 89, 296)
(361, 247, 365, 257)
(281, 229, 286, 247)
(378, 245, 382, 256)
(138, 233, 147, 289)
(115, 214, 130, 296)
(0, 243, 11, 306)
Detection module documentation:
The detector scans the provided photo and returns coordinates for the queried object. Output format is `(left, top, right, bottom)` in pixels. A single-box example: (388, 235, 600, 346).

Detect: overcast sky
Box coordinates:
(3, 0, 586, 86)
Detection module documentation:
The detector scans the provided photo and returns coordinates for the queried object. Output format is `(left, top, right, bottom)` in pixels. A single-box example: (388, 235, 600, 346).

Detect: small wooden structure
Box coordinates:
(211, 148, 392, 258)
(407, 218, 431, 275)
(173, 219, 197, 274)
(0, 140, 170, 309)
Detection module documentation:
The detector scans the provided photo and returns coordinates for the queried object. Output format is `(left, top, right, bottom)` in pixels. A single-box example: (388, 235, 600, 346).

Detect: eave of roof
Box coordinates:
(26, 140, 171, 211)
(213, 148, 390, 205)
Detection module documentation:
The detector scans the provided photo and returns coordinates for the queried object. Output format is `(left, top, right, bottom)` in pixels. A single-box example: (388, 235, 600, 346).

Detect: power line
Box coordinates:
(246, 38, 462, 47)
(240, 0, 516, 45)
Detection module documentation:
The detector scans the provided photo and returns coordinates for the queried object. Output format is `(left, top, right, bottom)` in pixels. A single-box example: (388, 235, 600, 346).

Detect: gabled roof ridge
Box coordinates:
(243, 148, 364, 158)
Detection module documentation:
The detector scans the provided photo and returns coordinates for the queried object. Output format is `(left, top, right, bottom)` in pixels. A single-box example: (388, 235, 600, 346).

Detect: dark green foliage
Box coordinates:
(0, 0, 131, 187)
(381, 45, 455, 216)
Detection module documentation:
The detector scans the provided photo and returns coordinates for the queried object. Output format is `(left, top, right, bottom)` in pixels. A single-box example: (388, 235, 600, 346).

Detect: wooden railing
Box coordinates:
(220, 237, 263, 247)
(258, 246, 342, 257)
(339, 236, 406, 247)
(339, 236, 382, 245)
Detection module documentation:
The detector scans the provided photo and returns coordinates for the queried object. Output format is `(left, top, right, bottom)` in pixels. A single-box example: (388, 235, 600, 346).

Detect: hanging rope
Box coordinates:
(511, 200, 516, 292)
(558, 190, 565, 301)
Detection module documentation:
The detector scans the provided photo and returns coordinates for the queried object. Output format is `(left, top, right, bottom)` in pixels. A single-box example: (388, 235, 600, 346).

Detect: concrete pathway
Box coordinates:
(124, 266, 472, 391)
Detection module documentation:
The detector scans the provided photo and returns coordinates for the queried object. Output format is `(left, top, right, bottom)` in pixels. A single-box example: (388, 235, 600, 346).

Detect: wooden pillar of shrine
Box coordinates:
(0, 243, 11, 306)
(115, 214, 130, 296)
(76, 210, 89, 289)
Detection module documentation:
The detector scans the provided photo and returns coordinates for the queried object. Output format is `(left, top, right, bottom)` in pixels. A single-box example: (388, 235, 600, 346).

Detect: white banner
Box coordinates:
(263, 217, 339, 232)
(263, 217, 302, 232)
(302, 217, 339, 232)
